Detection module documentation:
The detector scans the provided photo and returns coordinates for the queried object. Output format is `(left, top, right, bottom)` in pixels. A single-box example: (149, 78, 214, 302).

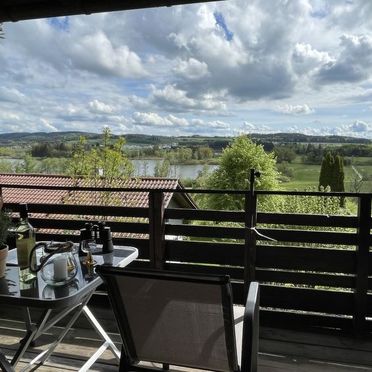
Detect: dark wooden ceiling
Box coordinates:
(0, 0, 222, 23)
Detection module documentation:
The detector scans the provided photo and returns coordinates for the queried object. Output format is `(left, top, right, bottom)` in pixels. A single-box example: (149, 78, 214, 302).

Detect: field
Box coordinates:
(281, 157, 372, 192)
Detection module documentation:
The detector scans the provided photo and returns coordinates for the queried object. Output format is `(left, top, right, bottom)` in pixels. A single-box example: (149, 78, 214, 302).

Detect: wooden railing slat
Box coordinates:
(261, 285, 354, 314)
(257, 245, 355, 273)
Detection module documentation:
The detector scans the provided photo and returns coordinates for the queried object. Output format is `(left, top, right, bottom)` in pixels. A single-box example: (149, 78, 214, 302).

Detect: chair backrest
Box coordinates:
(97, 267, 240, 372)
(241, 281, 260, 372)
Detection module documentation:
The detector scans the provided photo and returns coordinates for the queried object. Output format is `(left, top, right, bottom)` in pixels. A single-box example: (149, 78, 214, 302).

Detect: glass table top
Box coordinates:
(0, 246, 138, 308)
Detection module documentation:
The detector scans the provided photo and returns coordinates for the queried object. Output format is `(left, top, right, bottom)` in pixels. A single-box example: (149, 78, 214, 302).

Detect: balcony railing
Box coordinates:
(1, 182, 371, 340)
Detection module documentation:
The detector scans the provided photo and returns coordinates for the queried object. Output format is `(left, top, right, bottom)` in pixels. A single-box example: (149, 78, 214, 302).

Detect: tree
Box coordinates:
(319, 152, 334, 190)
(195, 146, 213, 160)
(68, 136, 91, 177)
(319, 152, 345, 192)
(319, 152, 345, 207)
(0, 159, 13, 173)
(66, 128, 134, 206)
(333, 155, 345, 193)
(39, 158, 67, 174)
(68, 127, 134, 181)
(274, 146, 296, 163)
(200, 136, 280, 210)
(154, 160, 171, 177)
(15, 154, 38, 173)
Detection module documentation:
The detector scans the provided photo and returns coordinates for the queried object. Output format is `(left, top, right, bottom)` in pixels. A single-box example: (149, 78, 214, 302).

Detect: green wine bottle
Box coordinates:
(16, 203, 36, 283)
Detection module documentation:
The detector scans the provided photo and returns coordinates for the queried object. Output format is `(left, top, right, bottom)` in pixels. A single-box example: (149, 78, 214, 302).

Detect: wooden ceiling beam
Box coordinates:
(0, 0, 223, 22)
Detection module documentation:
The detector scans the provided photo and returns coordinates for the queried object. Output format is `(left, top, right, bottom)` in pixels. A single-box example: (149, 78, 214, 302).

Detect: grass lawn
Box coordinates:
(280, 158, 372, 192)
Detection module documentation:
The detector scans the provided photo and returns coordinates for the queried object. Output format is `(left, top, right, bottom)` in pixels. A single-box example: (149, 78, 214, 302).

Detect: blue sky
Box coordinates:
(1, 0, 372, 138)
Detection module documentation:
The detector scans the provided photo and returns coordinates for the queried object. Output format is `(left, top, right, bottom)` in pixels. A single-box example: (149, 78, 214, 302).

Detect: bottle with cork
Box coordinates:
(16, 203, 36, 282)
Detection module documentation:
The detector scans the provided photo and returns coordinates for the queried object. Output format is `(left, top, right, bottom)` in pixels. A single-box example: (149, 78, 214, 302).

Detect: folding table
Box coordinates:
(0, 245, 138, 371)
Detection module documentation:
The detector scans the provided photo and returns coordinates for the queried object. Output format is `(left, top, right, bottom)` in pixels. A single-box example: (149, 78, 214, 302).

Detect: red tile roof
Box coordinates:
(0, 173, 196, 209)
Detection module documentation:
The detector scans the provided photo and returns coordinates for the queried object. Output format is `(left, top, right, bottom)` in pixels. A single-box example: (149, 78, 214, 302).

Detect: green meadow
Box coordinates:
(281, 157, 372, 192)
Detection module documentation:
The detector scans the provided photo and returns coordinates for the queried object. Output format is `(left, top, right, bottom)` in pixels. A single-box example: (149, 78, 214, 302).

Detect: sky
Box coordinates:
(2, 0, 372, 138)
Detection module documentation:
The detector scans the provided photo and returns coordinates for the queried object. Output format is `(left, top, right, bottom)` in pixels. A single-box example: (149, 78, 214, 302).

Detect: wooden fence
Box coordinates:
(1, 182, 371, 338)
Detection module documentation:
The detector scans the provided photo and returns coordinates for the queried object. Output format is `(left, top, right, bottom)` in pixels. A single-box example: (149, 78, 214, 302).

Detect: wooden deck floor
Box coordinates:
(1, 318, 371, 372)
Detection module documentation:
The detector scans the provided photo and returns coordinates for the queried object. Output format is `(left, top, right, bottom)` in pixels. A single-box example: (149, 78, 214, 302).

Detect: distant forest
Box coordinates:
(0, 131, 369, 148)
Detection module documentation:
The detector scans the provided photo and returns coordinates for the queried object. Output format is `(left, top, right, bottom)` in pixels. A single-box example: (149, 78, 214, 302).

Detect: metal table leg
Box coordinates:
(13, 293, 94, 371)
(24, 302, 87, 371)
(78, 305, 121, 371)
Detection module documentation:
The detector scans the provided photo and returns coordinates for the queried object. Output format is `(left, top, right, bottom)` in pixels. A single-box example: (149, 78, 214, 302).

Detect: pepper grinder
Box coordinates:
(101, 226, 114, 254)
(97, 221, 106, 244)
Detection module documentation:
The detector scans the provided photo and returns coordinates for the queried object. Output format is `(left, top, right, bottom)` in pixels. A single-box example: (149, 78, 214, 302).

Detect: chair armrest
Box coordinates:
(241, 281, 260, 372)
(0, 350, 14, 372)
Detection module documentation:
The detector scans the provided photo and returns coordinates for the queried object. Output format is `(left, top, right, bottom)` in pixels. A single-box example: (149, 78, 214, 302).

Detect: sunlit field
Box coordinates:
(281, 157, 372, 193)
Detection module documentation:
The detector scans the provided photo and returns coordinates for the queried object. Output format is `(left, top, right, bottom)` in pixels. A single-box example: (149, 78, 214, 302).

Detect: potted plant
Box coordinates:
(0, 209, 11, 278)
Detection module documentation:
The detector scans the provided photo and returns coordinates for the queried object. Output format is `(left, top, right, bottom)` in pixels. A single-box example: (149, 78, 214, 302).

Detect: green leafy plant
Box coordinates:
(0, 209, 12, 248)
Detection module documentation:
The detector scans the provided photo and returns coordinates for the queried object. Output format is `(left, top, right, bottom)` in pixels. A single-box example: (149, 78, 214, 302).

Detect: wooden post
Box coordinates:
(148, 190, 165, 270)
(354, 194, 371, 337)
(244, 169, 258, 300)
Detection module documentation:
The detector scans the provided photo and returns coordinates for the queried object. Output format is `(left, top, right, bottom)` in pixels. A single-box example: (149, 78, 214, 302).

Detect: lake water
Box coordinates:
(4, 158, 218, 180)
(132, 159, 217, 179)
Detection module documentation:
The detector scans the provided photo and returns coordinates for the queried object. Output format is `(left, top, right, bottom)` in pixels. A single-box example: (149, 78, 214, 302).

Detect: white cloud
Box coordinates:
(242, 122, 256, 131)
(349, 120, 369, 133)
(69, 31, 147, 78)
(132, 112, 182, 128)
(149, 84, 226, 112)
(0, 87, 26, 104)
(88, 99, 116, 114)
(316, 34, 372, 83)
(0, 111, 21, 122)
(239, 121, 273, 134)
(173, 58, 209, 80)
(275, 104, 314, 115)
(40, 118, 58, 132)
(208, 120, 230, 129)
(292, 43, 333, 74)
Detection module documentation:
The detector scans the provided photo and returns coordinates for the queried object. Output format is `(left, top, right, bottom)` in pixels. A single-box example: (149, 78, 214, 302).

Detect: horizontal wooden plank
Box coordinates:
(257, 245, 356, 273)
(165, 208, 244, 222)
(166, 209, 358, 228)
(165, 240, 244, 266)
(256, 269, 355, 288)
(260, 309, 353, 333)
(261, 285, 354, 315)
(166, 224, 357, 245)
(257, 212, 359, 228)
(165, 223, 245, 239)
(31, 218, 149, 234)
(164, 262, 244, 280)
(257, 228, 357, 245)
(4, 202, 148, 218)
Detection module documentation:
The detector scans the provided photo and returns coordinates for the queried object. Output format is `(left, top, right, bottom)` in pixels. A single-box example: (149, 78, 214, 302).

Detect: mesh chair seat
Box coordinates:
(96, 267, 259, 372)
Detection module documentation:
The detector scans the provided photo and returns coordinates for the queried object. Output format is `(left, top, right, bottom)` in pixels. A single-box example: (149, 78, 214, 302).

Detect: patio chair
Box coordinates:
(96, 266, 260, 372)
(0, 349, 14, 372)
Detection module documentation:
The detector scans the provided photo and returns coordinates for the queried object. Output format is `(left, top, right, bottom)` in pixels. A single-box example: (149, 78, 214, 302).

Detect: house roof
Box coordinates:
(0, 173, 197, 209)
(0, 0, 223, 23)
